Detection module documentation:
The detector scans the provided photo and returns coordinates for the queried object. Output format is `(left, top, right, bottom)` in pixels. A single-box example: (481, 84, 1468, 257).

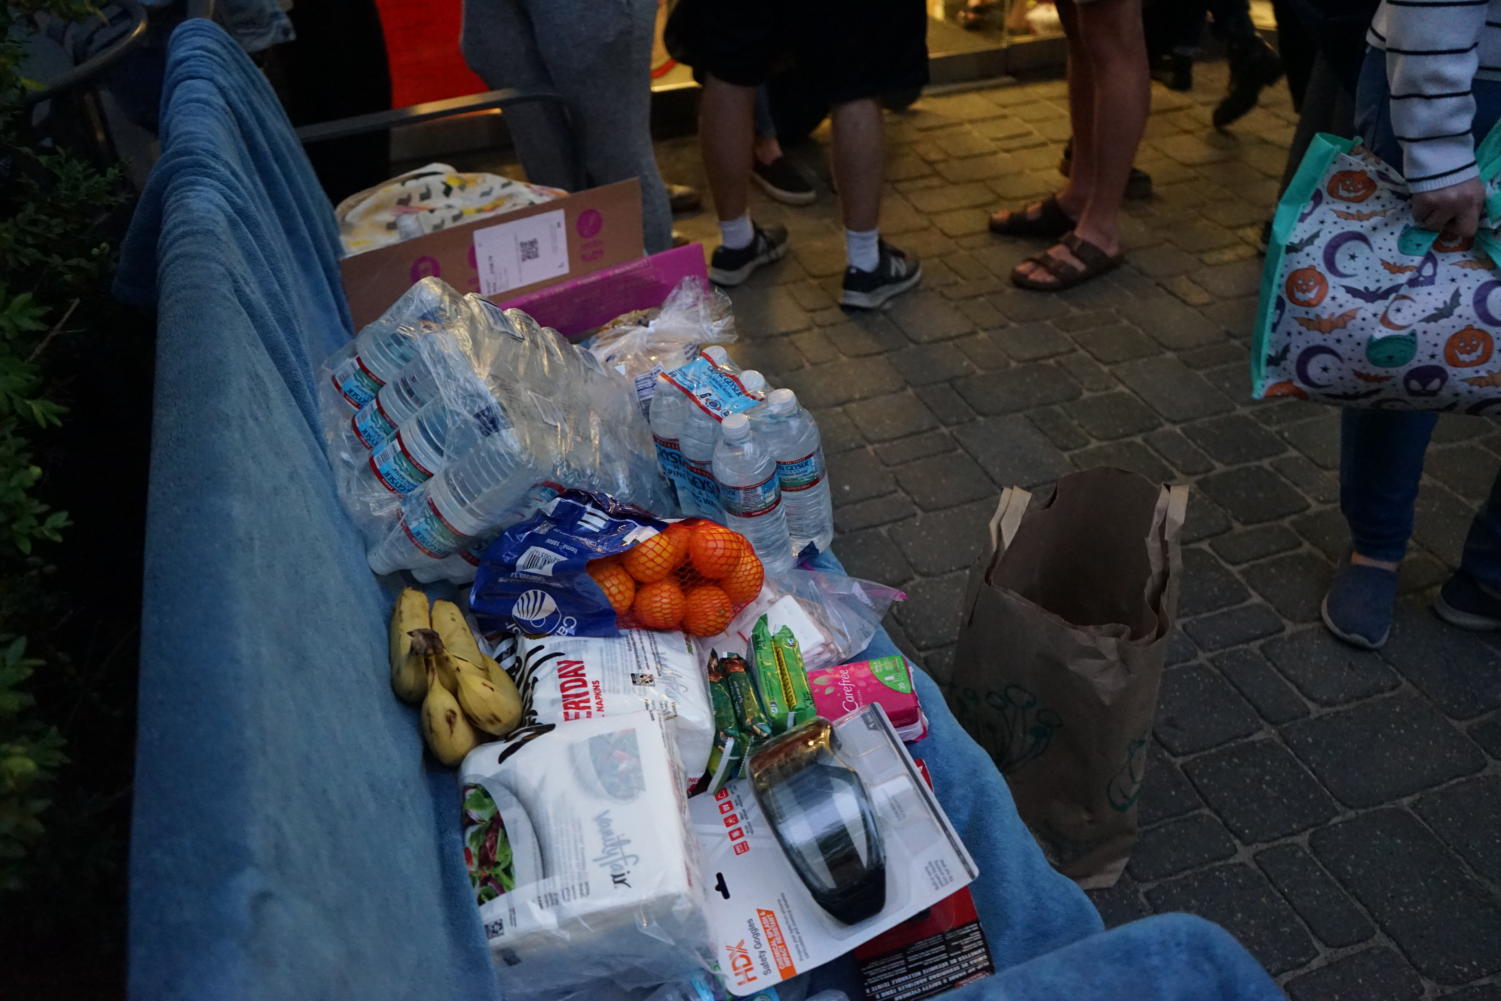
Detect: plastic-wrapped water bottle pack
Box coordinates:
(319, 277, 671, 582)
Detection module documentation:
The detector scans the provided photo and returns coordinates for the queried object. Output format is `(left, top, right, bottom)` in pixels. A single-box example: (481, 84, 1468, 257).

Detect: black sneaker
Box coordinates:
(667, 182, 702, 214)
(752, 157, 816, 206)
(1434, 571, 1501, 631)
(841, 241, 922, 309)
(709, 223, 789, 287)
(1214, 37, 1284, 130)
(1151, 51, 1194, 92)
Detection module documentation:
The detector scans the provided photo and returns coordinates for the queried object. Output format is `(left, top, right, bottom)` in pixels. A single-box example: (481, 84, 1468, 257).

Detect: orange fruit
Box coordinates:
(665, 521, 694, 552)
(720, 550, 764, 606)
(622, 528, 689, 583)
(587, 560, 636, 617)
(689, 523, 747, 579)
(633, 579, 686, 630)
(682, 584, 735, 637)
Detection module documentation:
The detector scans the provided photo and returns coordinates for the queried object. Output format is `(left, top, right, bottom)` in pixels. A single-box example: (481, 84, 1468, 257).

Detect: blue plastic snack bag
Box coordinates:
(470, 490, 666, 636)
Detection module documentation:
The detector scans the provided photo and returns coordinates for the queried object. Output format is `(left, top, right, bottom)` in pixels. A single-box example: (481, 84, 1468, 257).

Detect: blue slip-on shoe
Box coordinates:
(1321, 562, 1399, 650)
(1434, 571, 1501, 631)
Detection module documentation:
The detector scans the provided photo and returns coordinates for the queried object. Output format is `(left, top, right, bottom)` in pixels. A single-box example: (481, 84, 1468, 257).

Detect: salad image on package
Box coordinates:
(462, 783, 517, 905)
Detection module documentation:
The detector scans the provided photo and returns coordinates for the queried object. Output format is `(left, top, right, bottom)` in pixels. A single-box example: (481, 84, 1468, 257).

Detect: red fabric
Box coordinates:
(373, 0, 488, 107)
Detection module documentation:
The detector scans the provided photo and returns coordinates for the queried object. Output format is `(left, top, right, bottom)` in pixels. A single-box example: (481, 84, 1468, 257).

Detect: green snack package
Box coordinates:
(750, 617, 792, 733)
(772, 625, 817, 727)
(704, 654, 747, 790)
(721, 652, 773, 744)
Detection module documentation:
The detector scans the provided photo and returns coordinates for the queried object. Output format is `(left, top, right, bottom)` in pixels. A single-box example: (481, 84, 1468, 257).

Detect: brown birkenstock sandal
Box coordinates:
(1010, 231, 1122, 291)
(988, 194, 1077, 239)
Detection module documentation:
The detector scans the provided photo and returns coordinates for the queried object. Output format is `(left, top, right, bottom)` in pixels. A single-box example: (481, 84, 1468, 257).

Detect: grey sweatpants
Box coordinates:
(460, 0, 672, 253)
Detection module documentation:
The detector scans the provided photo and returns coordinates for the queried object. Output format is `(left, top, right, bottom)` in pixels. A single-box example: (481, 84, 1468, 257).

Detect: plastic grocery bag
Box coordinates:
(588, 277, 737, 418)
(945, 469, 1187, 889)
(1254, 125, 1501, 411)
(713, 569, 905, 671)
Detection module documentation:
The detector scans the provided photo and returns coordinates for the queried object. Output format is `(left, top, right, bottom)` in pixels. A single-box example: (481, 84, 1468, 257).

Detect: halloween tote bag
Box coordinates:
(1253, 123, 1501, 412)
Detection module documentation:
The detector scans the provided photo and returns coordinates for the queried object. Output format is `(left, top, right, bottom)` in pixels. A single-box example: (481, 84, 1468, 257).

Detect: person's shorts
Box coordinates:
(665, 0, 929, 105)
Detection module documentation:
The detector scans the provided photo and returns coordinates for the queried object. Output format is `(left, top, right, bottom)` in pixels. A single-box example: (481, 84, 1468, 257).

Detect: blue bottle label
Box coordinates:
(684, 460, 722, 513)
(401, 497, 469, 559)
(663, 356, 760, 421)
(370, 433, 436, 494)
(332, 354, 385, 408)
(352, 396, 398, 449)
(777, 449, 824, 492)
(720, 471, 781, 519)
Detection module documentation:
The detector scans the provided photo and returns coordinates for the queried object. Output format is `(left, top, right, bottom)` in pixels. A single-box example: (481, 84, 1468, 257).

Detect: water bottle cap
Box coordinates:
(722, 413, 751, 440)
(741, 369, 767, 393)
(768, 388, 797, 414)
(704, 346, 730, 364)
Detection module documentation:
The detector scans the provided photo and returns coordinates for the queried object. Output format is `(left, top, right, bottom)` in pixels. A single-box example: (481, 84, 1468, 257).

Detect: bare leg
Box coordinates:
(1055, 0, 1091, 217)
(1016, 0, 1148, 285)
(699, 74, 758, 223)
(991, 1, 1089, 229)
(755, 134, 785, 166)
(830, 97, 883, 232)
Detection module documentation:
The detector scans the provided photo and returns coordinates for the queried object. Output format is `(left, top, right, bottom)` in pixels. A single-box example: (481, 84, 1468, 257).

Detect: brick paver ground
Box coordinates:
(656, 62, 1501, 999)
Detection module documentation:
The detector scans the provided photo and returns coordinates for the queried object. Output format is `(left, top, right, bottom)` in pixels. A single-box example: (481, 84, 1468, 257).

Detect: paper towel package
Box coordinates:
(497, 629, 715, 789)
(459, 711, 710, 1000)
(690, 706, 978, 998)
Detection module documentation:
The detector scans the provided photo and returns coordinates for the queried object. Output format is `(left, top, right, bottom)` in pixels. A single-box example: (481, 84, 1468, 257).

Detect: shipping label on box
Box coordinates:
(340, 179, 643, 329)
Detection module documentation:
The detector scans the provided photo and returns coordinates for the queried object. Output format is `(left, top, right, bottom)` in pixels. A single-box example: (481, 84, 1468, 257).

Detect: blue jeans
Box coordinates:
(1343, 50, 1501, 590)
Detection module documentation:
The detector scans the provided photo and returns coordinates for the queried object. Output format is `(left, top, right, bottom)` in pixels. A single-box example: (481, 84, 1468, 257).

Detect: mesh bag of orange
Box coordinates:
(470, 490, 764, 638)
(588, 518, 764, 638)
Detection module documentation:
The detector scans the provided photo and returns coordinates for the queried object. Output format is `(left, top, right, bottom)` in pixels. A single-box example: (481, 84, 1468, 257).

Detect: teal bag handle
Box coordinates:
(1252, 133, 1357, 395)
(1398, 112, 1501, 259)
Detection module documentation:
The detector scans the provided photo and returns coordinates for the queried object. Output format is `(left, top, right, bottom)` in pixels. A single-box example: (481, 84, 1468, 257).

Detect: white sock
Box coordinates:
(719, 214, 754, 251)
(846, 227, 879, 272)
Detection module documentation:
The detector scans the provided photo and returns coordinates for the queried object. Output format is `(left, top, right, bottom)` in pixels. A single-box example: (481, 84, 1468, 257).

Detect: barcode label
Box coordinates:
(519, 238, 539, 262)
(516, 546, 565, 576)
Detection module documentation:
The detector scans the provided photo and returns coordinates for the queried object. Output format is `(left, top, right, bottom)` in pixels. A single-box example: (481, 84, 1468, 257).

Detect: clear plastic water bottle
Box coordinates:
(648, 373, 691, 512)
(366, 396, 499, 496)
(739, 369, 770, 416)
(366, 431, 542, 575)
(713, 413, 793, 574)
(327, 277, 458, 410)
(702, 344, 739, 374)
(679, 403, 724, 522)
(760, 388, 834, 555)
(350, 355, 440, 449)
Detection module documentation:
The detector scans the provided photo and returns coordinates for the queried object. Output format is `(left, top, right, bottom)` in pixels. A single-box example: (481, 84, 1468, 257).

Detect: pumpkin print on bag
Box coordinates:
(1434, 232, 1476, 253)
(1258, 141, 1501, 409)
(1327, 169, 1377, 203)
(1285, 266, 1329, 307)
(1443, 326, 1494, 368)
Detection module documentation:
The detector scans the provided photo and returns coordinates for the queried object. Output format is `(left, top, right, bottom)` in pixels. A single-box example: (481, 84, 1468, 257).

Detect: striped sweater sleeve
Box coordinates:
(1376, 2, 1487, 191)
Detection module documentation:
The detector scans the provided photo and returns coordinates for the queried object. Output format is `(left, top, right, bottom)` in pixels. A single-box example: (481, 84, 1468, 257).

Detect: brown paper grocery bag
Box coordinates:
(945, 468, 1188, 889)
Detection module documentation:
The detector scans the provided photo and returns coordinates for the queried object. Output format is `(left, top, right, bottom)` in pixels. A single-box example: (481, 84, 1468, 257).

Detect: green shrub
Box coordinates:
(0, 0, 128, 893)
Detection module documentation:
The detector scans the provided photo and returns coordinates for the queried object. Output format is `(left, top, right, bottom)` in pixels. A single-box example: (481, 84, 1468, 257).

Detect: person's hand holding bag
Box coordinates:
(1412, 175, 1487, 240)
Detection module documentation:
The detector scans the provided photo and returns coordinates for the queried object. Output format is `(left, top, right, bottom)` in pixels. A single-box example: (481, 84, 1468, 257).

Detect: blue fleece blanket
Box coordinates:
(121, 19, 1282, 1001)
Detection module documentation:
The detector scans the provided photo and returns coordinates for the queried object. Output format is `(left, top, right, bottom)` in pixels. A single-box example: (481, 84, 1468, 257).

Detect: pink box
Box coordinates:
(807, 656, 926, 741)
(497, 243, 708, 340)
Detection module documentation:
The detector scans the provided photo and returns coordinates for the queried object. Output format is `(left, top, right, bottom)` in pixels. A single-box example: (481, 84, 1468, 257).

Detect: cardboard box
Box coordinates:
(340, 179, 644, 329)
(498, 243, 709, 341)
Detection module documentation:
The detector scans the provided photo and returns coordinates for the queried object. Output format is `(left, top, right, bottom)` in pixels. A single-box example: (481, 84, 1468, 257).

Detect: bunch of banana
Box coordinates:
(389, 589, 524, 766)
